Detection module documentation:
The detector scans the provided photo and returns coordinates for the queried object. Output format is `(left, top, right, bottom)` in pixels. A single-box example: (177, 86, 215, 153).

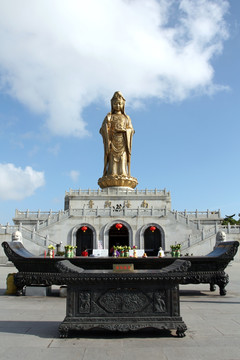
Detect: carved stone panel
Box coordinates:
(97, 289, 149, 313)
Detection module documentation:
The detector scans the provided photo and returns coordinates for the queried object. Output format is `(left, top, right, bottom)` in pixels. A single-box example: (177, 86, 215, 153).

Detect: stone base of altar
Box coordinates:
(58, 265, 188, 338)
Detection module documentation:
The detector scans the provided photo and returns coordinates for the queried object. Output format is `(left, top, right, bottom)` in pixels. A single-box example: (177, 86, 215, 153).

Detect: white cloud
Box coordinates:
(0, 163, 45, 200)
(69, 170, 80, 182)
(0, 0, 229, 137)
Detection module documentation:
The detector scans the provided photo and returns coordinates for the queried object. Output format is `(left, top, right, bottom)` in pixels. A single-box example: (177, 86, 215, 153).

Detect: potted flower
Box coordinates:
(170, 245, 176, 258)
(119, 246, 125, 258)
(113, 245, 120, 258)
(170, 244, 181, 257)
(175, 244, 181, 257)
(64, 245, 77, 258)
(124, 246, 131, 258)
(48, 244, 55, 258)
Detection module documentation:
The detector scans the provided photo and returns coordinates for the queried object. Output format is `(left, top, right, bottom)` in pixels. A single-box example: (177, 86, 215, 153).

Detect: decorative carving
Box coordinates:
(141, 200, 149, 208)
(98, 289, 149, 313)
(88, 200, 94, 208)
(78, 292, 90, 313)
(124, 200, 131, 208)
(104, 200, 111, 208)
(112, 204, 124, 212)
(154, 291, 167, 313)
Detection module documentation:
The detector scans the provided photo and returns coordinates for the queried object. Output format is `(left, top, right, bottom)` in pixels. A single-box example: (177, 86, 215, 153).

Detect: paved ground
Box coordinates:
(0, 262, 239, 360)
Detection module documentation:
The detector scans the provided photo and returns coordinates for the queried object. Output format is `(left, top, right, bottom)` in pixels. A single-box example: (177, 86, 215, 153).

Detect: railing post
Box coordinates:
(45, 234, 49, 247)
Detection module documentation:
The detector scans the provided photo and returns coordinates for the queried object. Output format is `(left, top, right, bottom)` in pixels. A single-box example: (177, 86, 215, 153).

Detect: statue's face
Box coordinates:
(12, 231, 22, 242)
(112, 100, 123, 113)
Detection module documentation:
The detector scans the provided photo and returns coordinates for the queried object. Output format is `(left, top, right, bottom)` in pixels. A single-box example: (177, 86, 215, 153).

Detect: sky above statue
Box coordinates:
(0, 0, 239, 224)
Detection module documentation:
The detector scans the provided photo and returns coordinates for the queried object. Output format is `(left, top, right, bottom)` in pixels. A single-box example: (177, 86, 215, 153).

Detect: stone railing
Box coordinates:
(0, 224, 56, 248)
(181, 224, 240, 250)
(174, 209, 221, 219)
(14, 209, 61, 220)
(65, 188, 170, 197)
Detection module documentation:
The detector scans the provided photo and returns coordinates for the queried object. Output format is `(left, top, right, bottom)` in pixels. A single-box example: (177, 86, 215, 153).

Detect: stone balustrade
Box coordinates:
(65, 188, 170, 197)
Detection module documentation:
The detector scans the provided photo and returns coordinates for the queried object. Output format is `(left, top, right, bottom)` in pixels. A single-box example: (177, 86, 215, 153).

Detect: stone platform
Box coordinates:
(0, 262, 240, 360)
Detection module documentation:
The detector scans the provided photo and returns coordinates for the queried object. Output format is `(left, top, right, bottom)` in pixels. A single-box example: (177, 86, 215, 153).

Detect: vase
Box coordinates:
(175, 250, 180, 258)
(113, 249, 117, 258)
(65, 249, 71, 258)
(120, 250, 125, 257)
(133, 249, 137, 258)
(171, 250, 175, 257)
(49, 249, 54, 258)
(124, 250, 129, 258)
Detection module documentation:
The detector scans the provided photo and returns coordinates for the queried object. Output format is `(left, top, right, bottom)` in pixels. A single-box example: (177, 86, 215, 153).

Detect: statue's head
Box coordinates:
(111, 91, 126, 114)
(12, 231, 23, 243)
(216, 230, 226, 243)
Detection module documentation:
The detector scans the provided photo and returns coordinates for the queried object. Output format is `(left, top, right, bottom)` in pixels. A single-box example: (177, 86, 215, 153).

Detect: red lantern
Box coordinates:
(81, 226, 88, 233)
(150, 226, 156, 233)
(115, 223, 123, 231)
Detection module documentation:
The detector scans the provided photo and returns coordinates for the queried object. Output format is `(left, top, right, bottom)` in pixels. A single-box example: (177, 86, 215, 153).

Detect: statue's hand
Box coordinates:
(115, 124, 126, 132)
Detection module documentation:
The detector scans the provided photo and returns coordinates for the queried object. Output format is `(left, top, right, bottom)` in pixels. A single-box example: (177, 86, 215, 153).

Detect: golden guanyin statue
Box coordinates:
(98, 92, 138, 189)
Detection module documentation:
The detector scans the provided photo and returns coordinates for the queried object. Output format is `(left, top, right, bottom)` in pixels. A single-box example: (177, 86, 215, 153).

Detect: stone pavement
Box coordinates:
(0, 262, 239, 360)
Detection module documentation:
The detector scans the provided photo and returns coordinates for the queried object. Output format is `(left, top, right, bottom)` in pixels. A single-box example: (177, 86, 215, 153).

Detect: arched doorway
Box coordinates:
(76, 226, 93, 256)
(144, 227, 161, 256)
(108, 223, 129, 256)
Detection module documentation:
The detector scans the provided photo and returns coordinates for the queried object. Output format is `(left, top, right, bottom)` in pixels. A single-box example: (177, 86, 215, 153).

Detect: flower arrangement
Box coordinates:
(47, 244, 56, 258)
(64, 245, 77, 258)
(112, 245, 135, 257)
(170, 244, 181, 257)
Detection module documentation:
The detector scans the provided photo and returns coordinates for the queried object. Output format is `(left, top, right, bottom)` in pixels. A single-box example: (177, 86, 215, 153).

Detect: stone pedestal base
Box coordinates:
(98, 175, 138, 189)
(58, 266, 188, 338)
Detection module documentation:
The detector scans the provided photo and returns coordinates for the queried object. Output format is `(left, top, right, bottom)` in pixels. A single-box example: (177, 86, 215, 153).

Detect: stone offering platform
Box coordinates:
(2, 240, 239, 295)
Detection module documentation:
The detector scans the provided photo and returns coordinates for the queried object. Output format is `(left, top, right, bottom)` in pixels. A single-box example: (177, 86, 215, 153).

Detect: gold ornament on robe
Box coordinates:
(98, 92, 138, 189)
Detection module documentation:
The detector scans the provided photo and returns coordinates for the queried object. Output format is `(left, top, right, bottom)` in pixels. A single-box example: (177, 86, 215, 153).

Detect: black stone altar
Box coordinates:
(56, 259, 190, 338)
(3, 240, 239, 296)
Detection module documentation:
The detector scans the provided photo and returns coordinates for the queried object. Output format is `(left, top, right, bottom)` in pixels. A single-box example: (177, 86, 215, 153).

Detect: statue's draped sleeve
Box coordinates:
(125, 116, 134, 159)
(100, 113, 111, 175)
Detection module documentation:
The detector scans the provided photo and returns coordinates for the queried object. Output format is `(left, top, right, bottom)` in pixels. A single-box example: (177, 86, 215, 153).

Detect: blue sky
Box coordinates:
(0, 0, 239, 224)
